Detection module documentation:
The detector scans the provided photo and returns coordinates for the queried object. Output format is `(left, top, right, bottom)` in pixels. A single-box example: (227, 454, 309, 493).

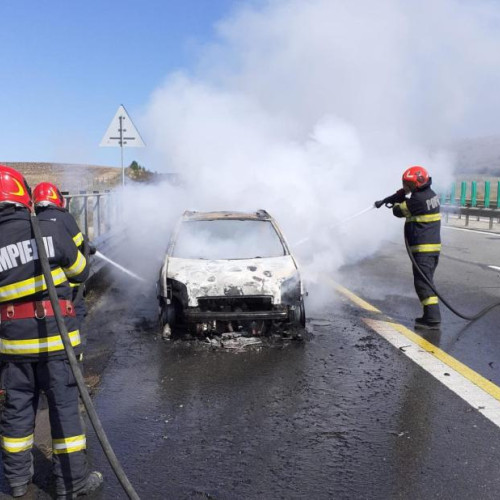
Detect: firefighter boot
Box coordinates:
(415, 302, 441, 330)
(56, 471, 103, 499)
(414, 317, 441, 330)
(11, 483, 28, 497)
(9, 459, 33, 497)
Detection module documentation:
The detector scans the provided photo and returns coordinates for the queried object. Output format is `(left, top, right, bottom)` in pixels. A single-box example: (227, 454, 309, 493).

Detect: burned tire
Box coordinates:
(299, 301, 306, 327)
(289, 301, 306, 327)
(159, 303, 176, 326)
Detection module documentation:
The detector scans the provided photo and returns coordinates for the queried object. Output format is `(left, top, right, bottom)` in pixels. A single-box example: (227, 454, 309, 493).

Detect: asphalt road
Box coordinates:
(3, 223, 500, 499)
(85, 223, 500, 499)
(338, 224, 500, 387)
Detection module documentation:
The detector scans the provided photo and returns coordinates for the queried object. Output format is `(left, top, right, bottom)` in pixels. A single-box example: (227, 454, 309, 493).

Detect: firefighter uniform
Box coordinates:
(35, 205, 88, 339)
(392, 179, 441, 323)
(0, 205, 90, 494)
(35, 205, 84, 249)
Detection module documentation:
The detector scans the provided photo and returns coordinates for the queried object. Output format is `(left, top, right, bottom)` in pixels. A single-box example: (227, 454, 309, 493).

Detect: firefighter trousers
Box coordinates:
(72, 286, 87, 347)
(412, 253, 441, 322)
(0, 359, 88, 492)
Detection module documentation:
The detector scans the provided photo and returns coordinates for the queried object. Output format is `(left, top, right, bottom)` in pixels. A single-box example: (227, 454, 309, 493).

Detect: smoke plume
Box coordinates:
(118, 0, 500, 291)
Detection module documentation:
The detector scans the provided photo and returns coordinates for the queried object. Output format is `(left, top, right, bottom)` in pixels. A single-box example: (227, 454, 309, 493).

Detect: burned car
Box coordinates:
(157, 210, 306, 339)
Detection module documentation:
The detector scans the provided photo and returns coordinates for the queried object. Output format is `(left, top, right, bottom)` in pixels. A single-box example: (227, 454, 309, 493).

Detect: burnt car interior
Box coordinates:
(172, 219, 287, 260)
(158, 210, 305, 341)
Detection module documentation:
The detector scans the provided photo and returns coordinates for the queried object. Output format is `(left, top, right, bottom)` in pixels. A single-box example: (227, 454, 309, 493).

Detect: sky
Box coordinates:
(2, 0, 500, 171)
(0, 0, 238, 166)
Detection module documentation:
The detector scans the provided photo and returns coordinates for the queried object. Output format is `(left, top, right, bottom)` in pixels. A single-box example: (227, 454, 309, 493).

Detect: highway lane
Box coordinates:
(337, 224, 500, 387)
(78, 229, 500, 500)
(3, 225, 500, 499)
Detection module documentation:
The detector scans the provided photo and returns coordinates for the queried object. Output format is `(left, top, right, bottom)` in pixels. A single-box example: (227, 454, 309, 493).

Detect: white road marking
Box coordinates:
(364, 318, 500, 429)
(443, 226, 500, 271)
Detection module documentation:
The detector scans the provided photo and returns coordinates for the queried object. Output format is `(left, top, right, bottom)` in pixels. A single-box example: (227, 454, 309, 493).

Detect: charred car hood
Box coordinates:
(164, 256, 298, 307)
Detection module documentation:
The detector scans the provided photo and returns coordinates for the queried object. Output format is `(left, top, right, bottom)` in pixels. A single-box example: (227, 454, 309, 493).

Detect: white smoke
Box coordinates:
(118, 0, 500, 289)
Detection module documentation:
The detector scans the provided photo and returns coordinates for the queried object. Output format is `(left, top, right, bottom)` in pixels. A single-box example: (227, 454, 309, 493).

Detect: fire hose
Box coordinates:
(377, 201, 500, 321)
(404, 235, 500, 321)
(29, 212, 140, 500)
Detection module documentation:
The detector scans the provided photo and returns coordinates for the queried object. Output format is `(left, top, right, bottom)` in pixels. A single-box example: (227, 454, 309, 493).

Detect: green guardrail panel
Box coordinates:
(450, 183, 456, 205)
(471, 181, 477, 207)
(485, 181, 491, 208)
(460, 181, 467, 206)
(497, 181, 500, 209)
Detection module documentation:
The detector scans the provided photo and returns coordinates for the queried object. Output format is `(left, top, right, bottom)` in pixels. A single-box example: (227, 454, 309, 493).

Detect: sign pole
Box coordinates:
(119, 115, 124, 187)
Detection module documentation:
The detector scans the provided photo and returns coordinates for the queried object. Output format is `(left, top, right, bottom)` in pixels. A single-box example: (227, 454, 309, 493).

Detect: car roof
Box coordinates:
(182, 210, 273, 221)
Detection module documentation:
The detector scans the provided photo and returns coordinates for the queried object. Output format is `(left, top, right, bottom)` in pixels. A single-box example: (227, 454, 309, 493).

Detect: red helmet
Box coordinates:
(0, 164, 32, 210)
(402, 166, 429, 191)
(33, 182, 66, 208)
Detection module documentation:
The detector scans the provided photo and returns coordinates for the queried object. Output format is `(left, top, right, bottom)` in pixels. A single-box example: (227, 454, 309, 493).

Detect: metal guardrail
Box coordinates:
(62, 190, 118, 240)
(439, 180, 500, 229)
(441, 205, 500, 229)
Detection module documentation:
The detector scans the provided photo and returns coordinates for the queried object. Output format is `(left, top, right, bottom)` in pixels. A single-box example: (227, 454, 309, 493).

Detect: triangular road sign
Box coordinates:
(100, 105, 145, 148)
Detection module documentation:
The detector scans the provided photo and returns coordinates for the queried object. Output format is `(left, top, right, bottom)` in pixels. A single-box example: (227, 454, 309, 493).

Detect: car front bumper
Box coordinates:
(184, 308, 289, 322)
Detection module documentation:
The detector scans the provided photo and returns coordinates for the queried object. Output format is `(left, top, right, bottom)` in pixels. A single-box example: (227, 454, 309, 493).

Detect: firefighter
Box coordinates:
(0, 166, 102, 498)
(375, 166, 441, 329)
(32, 182, 95, 343)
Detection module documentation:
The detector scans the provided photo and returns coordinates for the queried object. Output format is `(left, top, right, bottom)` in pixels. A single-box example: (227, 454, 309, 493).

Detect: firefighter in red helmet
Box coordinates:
(0, 165, 33, 209)
(32, 181, 66, 208)
(0, 166, 102, 497)
(375, 166, 441, 329)
(32, 182, 95, 345)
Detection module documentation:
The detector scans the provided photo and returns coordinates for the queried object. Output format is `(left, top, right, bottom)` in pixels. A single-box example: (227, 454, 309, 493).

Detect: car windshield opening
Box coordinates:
(172, 219, 287, 259)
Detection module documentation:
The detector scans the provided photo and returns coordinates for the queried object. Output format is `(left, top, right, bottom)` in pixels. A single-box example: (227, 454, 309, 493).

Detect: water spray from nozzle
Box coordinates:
(293, 205, 375, 247)
(94, 251, 146, 282)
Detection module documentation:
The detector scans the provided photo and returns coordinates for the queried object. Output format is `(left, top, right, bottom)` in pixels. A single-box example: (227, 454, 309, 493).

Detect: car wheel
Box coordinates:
(289, 301, 306, 327)
(160, 303, 176, 326)
(299, 301, 306, 327)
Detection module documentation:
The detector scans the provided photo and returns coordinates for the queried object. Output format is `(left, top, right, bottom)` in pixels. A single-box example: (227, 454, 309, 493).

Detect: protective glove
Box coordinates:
(88, 242, 97, 255)
(375, 189, 406, 208)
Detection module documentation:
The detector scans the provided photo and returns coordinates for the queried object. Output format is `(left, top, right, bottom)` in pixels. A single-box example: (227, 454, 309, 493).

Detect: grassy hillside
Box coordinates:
(1, 162, 121, 192)
(453, 135, 500, 175)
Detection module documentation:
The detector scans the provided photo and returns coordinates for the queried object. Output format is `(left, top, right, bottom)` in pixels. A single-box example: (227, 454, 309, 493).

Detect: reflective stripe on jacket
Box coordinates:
(392, 181, 441, 254)
(36, 206, 84, 252)
(36, 206, 86, 290)
(0, 207, 89, 361)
